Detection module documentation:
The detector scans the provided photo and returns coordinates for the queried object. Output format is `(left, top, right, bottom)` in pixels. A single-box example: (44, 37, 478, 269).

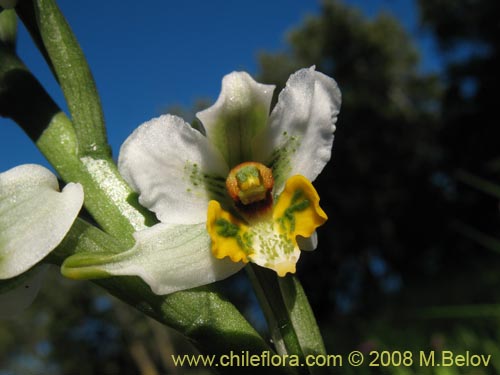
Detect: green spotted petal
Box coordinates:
(197, 72, 275, 168)
(62, 223, 244, 295)
(207, 176, 327, 277)
(254, 67, 341, 192)
(118, 114, 229, 225)
(0, 164, 83, 279)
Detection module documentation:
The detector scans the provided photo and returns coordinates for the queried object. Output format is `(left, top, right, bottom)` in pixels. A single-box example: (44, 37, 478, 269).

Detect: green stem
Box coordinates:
(0, 46, 152, 245)
(32, 0, 110, 158)
(2, 7, 324, 374)
(0, 8, 16, 49)
(278, 276, 327, 359)
(247, 265, 303, 357)
(247, 264, 327, 375)
(15, 0, 55, 76)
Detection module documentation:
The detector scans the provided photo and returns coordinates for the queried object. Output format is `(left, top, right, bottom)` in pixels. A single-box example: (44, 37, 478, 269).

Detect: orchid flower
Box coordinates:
(63, 67, 340, 295)
(0, 164, 83, 313)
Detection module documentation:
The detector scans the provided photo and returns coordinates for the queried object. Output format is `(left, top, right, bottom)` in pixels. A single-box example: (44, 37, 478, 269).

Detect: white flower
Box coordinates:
(0, 164, 84, 279)
(62, 67, 341, 295)
(0, 164, 83, 314)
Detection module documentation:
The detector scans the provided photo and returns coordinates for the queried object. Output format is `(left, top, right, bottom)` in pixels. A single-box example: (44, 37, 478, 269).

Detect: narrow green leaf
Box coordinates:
(279, 276, 326, 358)
(247, 265, 305, 375)
(33, 0, 110, 158)
(0, 47, 152, 245)
(15, 0, 56, 77)
(247, 266, 327, 374)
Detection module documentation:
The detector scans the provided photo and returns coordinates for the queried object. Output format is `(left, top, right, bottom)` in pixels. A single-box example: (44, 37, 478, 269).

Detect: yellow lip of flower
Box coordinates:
(206, 200, 251, 263)
(207, 174, 327, 276)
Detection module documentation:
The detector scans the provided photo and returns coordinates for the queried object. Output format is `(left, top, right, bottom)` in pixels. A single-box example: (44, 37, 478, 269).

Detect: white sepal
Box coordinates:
(296, 232, 318, 251)
(255, 67, 341, 191)
(0, 164, 83, 279)
(118, 114, 229, 225)
(62, 223, 245, 295)
(197, 72, 275, 168)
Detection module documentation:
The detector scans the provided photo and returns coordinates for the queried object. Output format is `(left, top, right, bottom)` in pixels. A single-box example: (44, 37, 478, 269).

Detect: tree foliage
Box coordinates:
(258, 0, 500, 351)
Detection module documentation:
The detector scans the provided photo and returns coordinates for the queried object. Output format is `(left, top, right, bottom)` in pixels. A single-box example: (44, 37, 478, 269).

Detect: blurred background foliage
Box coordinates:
(2, 0, 500, 373)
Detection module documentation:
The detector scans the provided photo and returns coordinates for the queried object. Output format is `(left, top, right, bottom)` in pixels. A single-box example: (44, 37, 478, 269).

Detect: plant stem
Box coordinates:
(0, 46, 151, 245)
(247, 264, 327, 374)
(0, 8, 16, 48)
(33, 0, 110, 158)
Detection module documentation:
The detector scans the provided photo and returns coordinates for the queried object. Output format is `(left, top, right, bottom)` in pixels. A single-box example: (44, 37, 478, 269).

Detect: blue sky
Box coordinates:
(1, 0, 440, 172)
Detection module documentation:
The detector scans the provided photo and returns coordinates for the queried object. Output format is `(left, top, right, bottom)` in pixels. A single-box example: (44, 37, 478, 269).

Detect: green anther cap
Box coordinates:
(226, 162, 274, 206)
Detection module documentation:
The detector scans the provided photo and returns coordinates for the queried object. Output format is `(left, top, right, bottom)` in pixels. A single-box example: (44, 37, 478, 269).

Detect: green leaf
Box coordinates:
(248, 265, 320, 374)
(33, 0, 110, 158)
(0, 47, 153, 244)
(247, 265, 327, 374)
(0, 8, 16, 48)
(278, 276, 326, 358)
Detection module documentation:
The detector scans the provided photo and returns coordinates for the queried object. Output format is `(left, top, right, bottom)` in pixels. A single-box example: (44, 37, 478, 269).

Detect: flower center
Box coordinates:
(206, 174, 328, 276)
(225, 162, 274, 209)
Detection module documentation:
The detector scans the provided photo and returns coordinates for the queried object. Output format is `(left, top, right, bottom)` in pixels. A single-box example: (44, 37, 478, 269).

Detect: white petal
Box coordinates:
(118, 114, 229, 225)
(0, 164, 83, 279)
(0, 265, 47, 318)
(62, 223, 244, 295)
(197, 72, 275, 168)
(296, 232, 318, 251)
(246, 220, 302, 277)
(255, 67, 341, 191)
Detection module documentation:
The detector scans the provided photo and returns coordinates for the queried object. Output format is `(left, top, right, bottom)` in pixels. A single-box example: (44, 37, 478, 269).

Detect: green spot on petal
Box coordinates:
(269, 134, 300, 191)
(183, 161, 226, 200)
(277, 189, 310, 233)
(215, 218, 239, 238)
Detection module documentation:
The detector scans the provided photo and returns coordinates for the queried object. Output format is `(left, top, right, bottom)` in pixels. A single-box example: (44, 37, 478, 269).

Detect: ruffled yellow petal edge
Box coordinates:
(206, 201, 250, 263)
(273, 175, 328, 239)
